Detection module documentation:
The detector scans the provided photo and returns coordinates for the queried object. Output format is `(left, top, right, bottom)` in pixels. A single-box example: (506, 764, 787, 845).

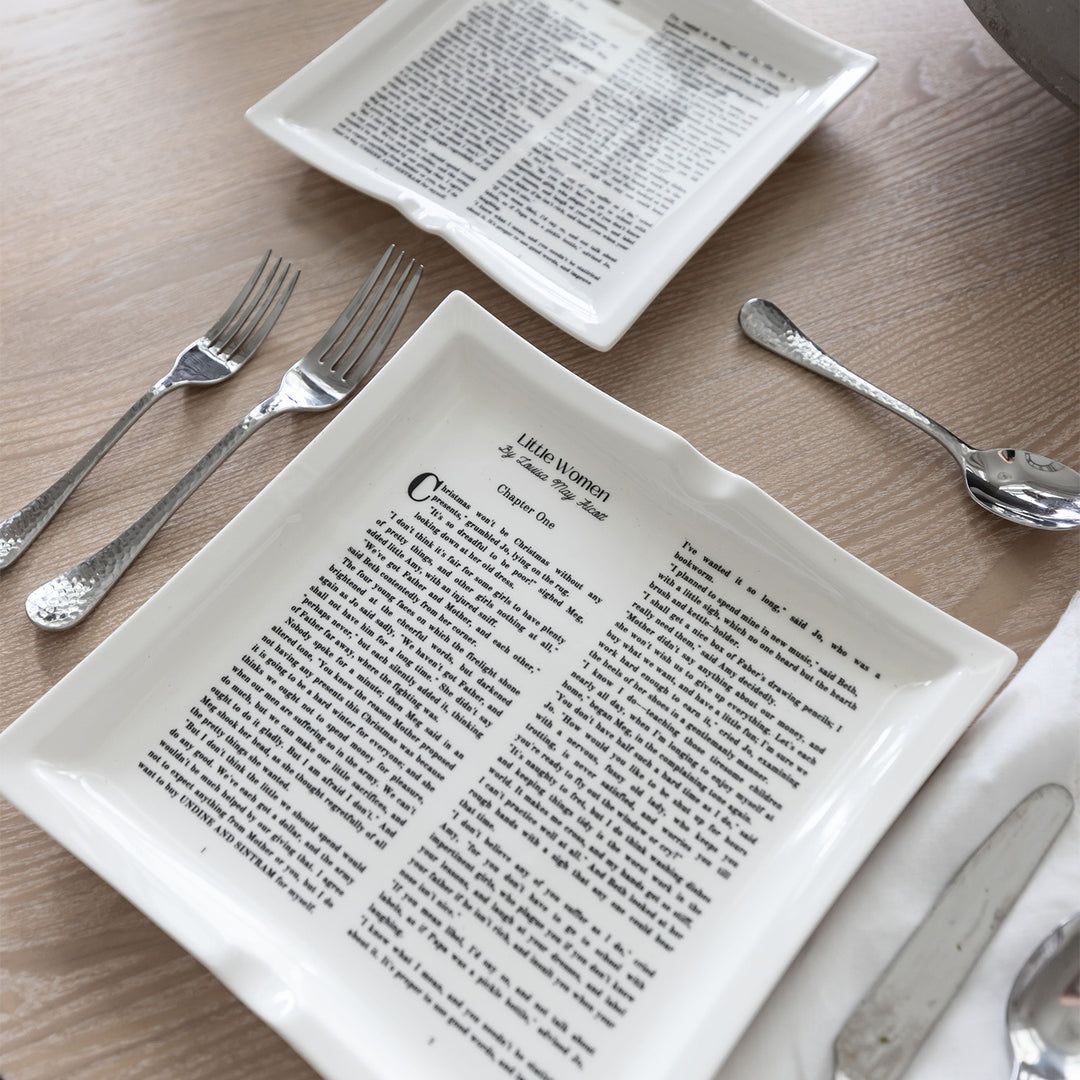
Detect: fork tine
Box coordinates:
(338, 257, 423, 383)
(203, 250, 273, 344)
(213, 255, 286, 354)
(226, 264, 300, 364)
(306, 245, 397, 364)
(323, 250, 405, 371)
(361, 260, 423, 365)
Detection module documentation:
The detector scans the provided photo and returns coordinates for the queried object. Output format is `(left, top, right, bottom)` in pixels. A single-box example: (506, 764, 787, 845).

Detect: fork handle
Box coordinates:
(24, 398, 283, 630)
(0, 381, 177, 570)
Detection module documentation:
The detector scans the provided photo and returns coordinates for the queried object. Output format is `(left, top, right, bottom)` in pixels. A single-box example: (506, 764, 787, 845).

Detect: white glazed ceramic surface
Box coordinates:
(246, 0, 876, 349)
(0, 293, 1012, 1080)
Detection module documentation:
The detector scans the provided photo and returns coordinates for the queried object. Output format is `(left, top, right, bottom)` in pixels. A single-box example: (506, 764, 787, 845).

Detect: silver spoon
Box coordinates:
(1007, 911, 1080, 1079)
(738, 299, 1080, 531)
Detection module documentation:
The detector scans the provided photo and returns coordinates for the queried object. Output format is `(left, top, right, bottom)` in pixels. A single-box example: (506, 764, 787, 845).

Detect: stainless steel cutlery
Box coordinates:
(24, 245, 421, 630)
(0, 252, 298, 568)
(740, 299, 1080, 531)
(833, 784, 1073, 1080)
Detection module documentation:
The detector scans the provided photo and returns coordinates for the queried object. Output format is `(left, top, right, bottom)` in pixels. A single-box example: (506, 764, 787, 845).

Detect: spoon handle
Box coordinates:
(739, 299, 968, 463)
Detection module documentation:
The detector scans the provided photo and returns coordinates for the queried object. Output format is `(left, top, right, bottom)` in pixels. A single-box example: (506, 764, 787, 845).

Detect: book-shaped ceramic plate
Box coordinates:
(246, 0, 875, 349)
(0, 293, 1013, 1080)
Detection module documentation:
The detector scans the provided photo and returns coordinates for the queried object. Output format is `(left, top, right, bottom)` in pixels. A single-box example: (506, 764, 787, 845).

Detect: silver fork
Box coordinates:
(26, 245, 422, 631)
(0, 252, 299, 570)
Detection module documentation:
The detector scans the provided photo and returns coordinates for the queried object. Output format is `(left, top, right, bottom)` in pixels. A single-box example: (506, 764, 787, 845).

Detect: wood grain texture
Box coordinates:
(0, 1, 1076, 1078)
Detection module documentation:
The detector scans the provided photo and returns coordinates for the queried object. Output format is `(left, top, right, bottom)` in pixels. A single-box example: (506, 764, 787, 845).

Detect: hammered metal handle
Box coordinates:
(24, 405, 276, 630)
(738, 298, 968, 464)
(0, 384, 167, 569)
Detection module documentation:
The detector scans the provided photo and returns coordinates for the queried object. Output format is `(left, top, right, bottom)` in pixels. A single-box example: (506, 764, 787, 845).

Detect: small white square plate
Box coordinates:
(247, 0, 875, 349)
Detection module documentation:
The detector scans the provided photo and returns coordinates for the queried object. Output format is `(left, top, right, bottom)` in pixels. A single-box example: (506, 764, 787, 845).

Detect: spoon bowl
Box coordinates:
(1007, 911, 1080, 1079)
(964, 449, 1080, 531)
(738, 299, 1080, 531)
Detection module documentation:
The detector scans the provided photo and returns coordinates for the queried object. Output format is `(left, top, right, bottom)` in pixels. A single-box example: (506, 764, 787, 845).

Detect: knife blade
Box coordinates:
(834, 782, 1074, 1080)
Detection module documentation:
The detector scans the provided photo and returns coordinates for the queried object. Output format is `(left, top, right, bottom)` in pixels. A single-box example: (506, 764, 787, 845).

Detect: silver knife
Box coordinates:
(834, 782, 1074, 1080)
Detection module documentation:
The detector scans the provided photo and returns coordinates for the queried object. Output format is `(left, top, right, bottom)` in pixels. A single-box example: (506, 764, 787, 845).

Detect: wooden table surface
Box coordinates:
(1, 1, 1076, 1077)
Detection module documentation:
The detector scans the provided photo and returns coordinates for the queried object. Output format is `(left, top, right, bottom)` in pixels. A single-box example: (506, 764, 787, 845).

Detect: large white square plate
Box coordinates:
(246, 0, 876, 349)
(0, 293, 1012, 1080)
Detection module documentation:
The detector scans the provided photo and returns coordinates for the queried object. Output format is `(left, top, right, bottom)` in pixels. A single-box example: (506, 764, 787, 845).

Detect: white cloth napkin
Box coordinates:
(716, 592, 1080, 1080)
